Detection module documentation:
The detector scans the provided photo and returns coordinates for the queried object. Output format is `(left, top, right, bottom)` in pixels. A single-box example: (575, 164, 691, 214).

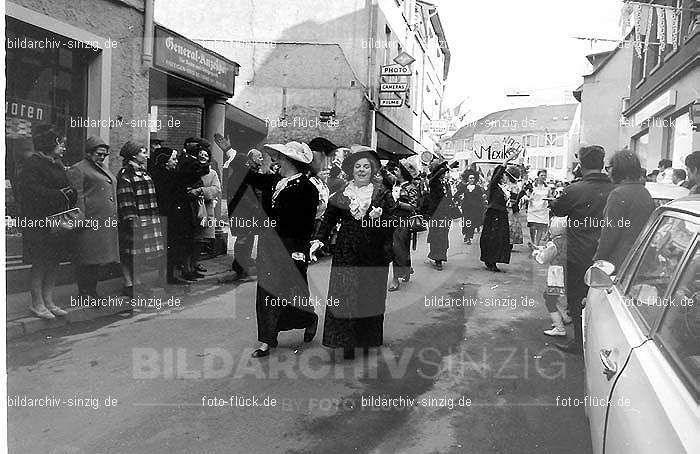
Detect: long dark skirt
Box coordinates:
(322, 263, 389, 349)
(255, 229, 315, 345)
(392, 226, 412, 278)
(480, 208, 511, 264)
(256, 287, 316, 345)
(427, 222, 450, 261)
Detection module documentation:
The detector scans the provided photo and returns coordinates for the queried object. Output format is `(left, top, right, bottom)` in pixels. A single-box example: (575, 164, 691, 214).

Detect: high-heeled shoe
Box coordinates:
(251, 347, 271, 358)
(304, 314, 318, 343)
(251, 341, 277, 358)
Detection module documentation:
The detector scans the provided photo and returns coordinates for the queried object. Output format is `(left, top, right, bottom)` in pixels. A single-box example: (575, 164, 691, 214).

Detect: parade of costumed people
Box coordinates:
(311, 145, 396, 360)
(454, 168, 485, 244)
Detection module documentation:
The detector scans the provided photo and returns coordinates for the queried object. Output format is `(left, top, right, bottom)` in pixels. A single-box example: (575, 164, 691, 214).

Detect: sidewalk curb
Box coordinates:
(7, 268, 240, 342)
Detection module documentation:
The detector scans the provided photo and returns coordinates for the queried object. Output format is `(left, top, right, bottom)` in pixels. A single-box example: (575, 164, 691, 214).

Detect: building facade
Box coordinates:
(154, 0, 450, 159)
(442, 104, 579, 181)
(5, 0, 244, 286)
(620, 0, 699, 171)
(576, 45, 635, 155)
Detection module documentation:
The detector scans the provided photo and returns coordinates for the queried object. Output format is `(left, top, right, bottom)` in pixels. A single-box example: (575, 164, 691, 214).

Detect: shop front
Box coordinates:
(149, 24, 239, 171)
(5, 1, 144, 289)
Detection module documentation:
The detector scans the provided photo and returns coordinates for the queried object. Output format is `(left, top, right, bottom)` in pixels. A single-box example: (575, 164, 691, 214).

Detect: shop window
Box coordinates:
(666, 112, 693, 168)
(632, 131, 649, 164)
(5, 17, 90, 262)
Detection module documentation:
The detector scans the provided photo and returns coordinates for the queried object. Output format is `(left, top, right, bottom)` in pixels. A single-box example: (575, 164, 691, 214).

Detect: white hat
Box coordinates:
(264, 141, 313, 164)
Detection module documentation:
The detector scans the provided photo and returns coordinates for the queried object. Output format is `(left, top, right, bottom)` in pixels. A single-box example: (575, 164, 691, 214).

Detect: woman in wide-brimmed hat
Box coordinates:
(243, 141, 319, 358)
(424, 160, 456, 271)
(116, 141, 165, 296)
(388, 158, 419, 290)
(311, 145, 396, 359)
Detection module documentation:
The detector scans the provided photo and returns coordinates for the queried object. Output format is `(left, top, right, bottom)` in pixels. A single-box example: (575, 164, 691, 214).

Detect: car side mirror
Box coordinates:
(585, 261, 615, 289)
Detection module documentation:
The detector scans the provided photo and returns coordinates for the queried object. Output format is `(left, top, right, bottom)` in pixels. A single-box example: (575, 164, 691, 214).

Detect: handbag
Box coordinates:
(46, 207, 82, 234)
(195, 197, 208, 227)
(407, 214, 427, 233)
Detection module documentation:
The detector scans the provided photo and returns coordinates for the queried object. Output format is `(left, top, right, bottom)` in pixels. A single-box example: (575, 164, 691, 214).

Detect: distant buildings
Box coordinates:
(156, 0, 451, 159)
(576, 1, 699, 172)
(442, 104, 579, 181)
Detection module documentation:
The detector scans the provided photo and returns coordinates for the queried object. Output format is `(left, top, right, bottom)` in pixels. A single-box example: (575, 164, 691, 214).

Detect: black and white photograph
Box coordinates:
(2, 0, 700, 452)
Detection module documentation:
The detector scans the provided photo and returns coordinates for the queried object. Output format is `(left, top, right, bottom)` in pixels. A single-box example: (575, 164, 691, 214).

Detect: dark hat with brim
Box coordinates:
(86, 135, 109, 152)
(428, 161, 449, 182)
(309, 137, 339, 155)
(341, 145, 380, 176)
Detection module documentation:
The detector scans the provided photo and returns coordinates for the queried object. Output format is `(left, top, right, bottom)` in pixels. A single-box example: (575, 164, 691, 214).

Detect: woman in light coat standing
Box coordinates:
(67, 136, 120, 299)
(193, 147, 221, 272)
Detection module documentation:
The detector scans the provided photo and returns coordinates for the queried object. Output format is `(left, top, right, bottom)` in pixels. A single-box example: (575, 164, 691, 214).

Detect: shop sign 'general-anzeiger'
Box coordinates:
(154, 26, 237, 96)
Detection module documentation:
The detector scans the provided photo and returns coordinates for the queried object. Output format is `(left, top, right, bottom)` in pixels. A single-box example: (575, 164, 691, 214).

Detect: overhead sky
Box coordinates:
(437, 0, 624, 121)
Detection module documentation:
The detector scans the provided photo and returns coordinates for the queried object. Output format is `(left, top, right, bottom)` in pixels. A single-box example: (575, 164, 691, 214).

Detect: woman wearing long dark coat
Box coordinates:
(480, 161, 519, 272)
(454, 170, 484, 244)
(67, 136, 119, 298)
(227, 141, 319, 358)
(312, 146, 395, 360)
(425, 162, 454, 271)
(18, 123, 76, 319)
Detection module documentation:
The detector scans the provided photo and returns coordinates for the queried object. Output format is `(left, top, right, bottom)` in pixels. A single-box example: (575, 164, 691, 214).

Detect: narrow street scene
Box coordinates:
(3, 1, 700, 453)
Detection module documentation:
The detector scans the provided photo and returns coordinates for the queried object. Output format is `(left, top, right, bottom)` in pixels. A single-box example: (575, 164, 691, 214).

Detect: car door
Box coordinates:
(584, 213, 693, 454)
(605, 237, 700, 453)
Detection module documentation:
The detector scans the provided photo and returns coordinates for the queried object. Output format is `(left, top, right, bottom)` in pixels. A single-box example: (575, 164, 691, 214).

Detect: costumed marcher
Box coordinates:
(522, 169, 551, 248)
(67, 136, 119, 299)
(424, 160, 456, 271)
(388, 159, 419, 290)
(454, 170, 485, 244)
(480, 156, 519, 272)
(232, 141, 319, 358)
(507, 166, 525, 248)
(311, 145, 395, 360)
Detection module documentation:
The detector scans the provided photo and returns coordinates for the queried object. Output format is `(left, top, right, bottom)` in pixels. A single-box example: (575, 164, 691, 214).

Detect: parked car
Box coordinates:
(583, 196, 700, 454)
(645, 182, 690, 207)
